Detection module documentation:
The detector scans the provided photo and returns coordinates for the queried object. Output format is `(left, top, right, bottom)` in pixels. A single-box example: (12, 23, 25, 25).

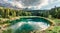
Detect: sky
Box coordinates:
(0, 0, 60, 10)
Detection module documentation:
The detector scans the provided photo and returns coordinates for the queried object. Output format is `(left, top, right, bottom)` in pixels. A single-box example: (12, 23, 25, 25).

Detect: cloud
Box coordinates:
(0, 0, 60, 10)
(12, 0, 49, 9)
(41, 0, 60, 10)
(50, 0, 60, 3)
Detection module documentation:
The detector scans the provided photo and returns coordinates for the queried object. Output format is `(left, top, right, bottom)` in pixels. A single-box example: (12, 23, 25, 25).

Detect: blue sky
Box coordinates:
(0, 0, 60, 10)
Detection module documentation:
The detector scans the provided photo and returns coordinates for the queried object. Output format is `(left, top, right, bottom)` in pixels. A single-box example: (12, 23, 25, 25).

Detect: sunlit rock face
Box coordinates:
(9, 17, 50, 33)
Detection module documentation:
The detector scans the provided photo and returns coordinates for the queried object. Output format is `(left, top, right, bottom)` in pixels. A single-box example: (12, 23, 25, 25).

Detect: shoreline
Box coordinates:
(0, 16, 55, 31)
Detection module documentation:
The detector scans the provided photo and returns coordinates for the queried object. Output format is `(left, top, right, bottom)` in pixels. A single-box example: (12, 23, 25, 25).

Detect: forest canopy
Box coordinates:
(0, 6, 60, 19)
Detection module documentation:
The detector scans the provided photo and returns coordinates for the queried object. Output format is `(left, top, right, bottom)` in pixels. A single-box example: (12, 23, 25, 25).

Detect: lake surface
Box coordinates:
(9, 17, 51, 33)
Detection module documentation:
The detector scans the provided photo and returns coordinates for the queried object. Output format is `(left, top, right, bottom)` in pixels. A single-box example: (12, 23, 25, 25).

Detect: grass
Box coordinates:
(44, 18, 60, 33)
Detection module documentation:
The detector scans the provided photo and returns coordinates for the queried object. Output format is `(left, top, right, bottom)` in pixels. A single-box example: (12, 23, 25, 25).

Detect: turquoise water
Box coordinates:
(9, 17, 51, 33)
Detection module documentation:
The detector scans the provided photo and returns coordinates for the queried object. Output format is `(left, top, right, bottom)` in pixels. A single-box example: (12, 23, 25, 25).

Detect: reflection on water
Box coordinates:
(9, 17, 50, 33)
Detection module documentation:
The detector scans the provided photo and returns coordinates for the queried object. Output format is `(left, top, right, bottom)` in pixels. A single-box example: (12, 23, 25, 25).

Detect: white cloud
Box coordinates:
(50, 0, 60, 3)
(35, 0, 48, 9)
(0, 0, 60, 10)
(22, 0, 49, 10)
(9, 1, 24, 8)
(40, 0, 60, 10)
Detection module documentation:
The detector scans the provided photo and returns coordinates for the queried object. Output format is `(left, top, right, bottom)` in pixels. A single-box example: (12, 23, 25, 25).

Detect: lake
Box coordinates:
(8, 17, 51, 33)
